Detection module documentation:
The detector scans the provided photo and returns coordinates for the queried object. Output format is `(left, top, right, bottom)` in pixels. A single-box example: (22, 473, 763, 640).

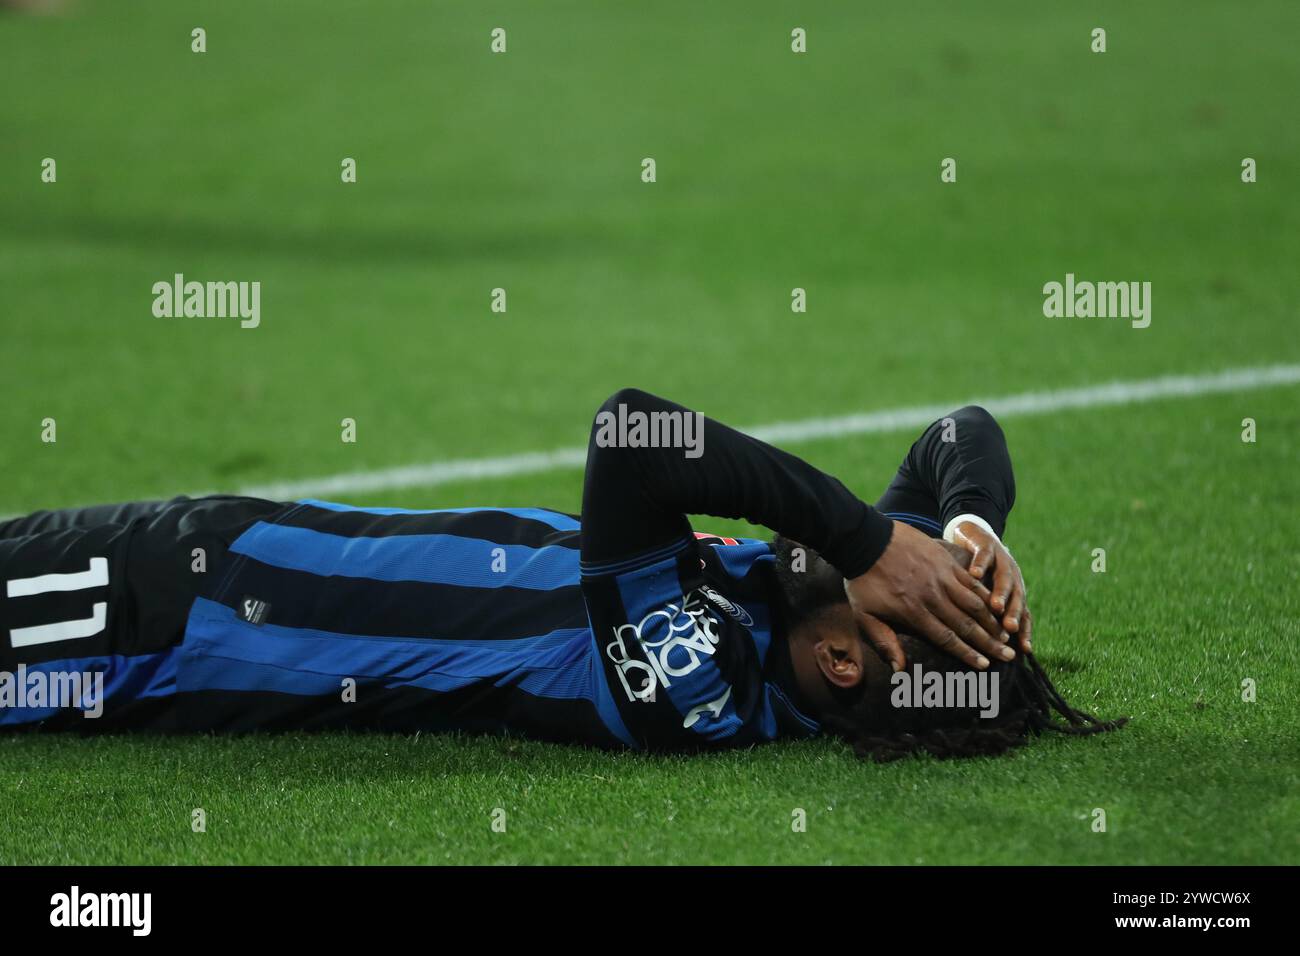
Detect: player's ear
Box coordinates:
(813, 628, 866, 690)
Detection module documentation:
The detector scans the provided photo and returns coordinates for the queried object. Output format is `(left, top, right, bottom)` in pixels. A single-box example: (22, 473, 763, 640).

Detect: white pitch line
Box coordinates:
(234, 363, 1300, 501)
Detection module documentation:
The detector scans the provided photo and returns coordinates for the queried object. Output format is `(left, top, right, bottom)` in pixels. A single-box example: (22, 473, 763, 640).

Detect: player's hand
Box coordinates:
(950, 519, 1031, 652)
(844, 520, 1013, 671)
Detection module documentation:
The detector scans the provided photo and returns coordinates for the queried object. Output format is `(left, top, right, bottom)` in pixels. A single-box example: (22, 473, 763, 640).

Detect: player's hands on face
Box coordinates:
(950, 520, 1032, 653)
(844, 520, 1014, 672)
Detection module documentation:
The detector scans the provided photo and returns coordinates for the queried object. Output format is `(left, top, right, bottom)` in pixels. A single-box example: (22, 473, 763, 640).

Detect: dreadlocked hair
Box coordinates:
(822, 637, 1127, 763)
(771, 532, 1126, 762)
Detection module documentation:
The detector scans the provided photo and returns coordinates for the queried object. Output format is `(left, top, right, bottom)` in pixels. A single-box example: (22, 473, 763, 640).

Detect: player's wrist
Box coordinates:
(943, 513, 1006, 551)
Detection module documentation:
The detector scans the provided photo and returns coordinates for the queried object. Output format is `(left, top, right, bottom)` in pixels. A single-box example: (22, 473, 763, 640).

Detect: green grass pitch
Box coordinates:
(0, 1, 1297, 864)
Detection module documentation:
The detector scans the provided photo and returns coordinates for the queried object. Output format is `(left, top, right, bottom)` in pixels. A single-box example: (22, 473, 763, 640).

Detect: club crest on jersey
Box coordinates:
(605, 590, 722, 703)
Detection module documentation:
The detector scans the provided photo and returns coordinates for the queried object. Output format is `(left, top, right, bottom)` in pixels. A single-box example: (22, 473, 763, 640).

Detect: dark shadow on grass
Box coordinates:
(9, 208, 616, 267)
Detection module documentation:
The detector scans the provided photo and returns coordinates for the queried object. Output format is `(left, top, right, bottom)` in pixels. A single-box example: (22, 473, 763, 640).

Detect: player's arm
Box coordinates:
(579, 388, 1006, 669)
(876, 405, 1028, 647)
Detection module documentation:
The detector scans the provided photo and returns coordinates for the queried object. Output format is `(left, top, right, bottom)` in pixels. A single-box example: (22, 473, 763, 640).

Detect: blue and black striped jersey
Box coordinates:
(176, 499, 819, 749)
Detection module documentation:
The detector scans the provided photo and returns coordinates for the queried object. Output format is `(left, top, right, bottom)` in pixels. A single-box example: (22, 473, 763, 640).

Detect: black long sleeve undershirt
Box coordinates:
(875, 405, 1017, 537)
(580, 389, 894, 578)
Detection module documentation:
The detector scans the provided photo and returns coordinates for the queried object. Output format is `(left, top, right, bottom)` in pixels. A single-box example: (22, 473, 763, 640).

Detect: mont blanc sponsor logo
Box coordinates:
(593, 402, 704, 459)
(698, 586, 753, 627)
(0, 665, 104, 719)
(891, 663, 1001, 719)
(1042, 273, 1151, 328)
(605, 590, 722, 702)
(49, 886, 152, 936)
(151, 272, 261, 328)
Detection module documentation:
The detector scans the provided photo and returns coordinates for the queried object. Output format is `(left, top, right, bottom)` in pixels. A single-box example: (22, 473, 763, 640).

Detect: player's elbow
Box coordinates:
(594, 387, 656, 422)
(945, 404, 1005, 437)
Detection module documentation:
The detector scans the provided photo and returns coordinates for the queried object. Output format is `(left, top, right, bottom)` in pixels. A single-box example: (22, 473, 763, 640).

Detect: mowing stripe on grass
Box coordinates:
(232, 364, 1300, 501)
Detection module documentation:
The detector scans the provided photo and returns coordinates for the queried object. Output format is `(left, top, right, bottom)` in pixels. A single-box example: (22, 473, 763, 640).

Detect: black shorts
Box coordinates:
(0, 495, 285, 730)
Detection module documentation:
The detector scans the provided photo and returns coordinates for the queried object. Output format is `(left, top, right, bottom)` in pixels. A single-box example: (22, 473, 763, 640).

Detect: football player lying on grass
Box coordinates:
(0, 389, 1123, 759)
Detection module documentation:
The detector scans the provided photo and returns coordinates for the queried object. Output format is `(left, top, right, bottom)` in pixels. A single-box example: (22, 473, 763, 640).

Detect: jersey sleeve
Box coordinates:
(874, 405, 1017, 537)
(578, 388, 893, 579)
